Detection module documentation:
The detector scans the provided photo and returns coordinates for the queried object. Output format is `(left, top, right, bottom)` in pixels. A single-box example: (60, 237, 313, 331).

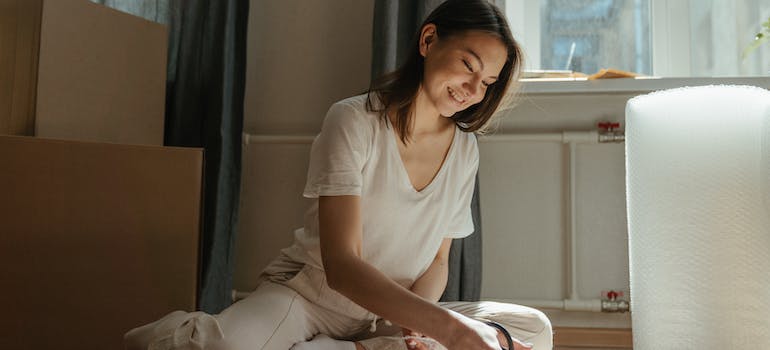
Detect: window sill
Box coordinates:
(519, 76, 770, 95)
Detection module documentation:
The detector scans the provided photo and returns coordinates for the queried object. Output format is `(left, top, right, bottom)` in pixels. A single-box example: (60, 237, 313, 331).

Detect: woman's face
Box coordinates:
(419, 25, 508, 117)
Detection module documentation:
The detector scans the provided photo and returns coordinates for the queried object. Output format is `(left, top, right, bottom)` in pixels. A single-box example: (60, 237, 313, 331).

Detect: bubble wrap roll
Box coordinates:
(625, 85, 770, 349)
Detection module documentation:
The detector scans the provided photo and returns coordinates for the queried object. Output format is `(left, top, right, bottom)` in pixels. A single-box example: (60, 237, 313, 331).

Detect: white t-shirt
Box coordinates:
(284, 93, 478, 289)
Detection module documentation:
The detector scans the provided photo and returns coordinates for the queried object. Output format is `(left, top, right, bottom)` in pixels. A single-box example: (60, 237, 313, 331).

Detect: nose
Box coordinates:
(462, 77, 483, 101)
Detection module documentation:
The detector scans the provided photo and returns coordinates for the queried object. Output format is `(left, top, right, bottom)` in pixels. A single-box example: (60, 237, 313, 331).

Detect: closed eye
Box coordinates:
(463, 59, 473, 72)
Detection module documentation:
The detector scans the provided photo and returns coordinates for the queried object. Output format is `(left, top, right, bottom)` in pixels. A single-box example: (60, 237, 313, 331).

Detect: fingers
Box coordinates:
(405, 338, 430, 350)
(403, 327, 428, 349)
(404, 334, 429, 350)
(404, 336, 431, 350)
(403, 328, 423, 338)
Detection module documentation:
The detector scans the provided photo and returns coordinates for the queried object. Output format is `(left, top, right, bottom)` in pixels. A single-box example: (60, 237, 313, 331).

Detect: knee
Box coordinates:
(527, 309, 553, 350)
(484, 304, 553, 350)
(533, 309, 552, 335)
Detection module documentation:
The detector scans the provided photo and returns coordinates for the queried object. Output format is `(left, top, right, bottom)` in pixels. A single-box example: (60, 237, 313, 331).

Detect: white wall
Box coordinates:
(236, 0, 634, 328)
(482, 93, 632, 305)
(243, 0, 374, 136)
(480, 93, 633, 328)
(236, 0, 373, 290)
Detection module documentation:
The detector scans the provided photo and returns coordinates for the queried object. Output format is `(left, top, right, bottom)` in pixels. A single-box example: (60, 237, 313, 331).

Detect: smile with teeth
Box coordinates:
(448, 87, 465, 104)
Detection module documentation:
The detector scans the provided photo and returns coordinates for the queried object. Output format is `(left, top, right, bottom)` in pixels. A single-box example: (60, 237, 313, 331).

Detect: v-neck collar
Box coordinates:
(385, 117, 459, 195)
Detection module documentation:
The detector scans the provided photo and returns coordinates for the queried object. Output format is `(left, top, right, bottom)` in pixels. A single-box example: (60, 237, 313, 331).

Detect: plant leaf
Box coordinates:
(742, 35, 770, 60)
(742, 16, 770, 60)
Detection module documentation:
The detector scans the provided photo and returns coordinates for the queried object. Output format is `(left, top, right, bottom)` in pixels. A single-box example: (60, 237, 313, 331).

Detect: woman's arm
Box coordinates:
(409, 238, 452, 302)
(402, 238, 452, 349)
(319, 196, 450, 336)
(319, 196, 498, 350)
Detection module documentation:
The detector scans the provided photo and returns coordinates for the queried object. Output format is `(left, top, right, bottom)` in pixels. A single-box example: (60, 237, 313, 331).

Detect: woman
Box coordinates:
(125, 1, 552, 349)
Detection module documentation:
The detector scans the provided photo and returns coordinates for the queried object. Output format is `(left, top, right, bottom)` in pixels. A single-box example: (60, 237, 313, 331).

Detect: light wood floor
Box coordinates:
(553, 327, 632, 350)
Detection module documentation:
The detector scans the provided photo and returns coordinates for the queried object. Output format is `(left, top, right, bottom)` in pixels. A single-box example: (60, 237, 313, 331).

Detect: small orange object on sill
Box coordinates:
(587, 68, 640, 80)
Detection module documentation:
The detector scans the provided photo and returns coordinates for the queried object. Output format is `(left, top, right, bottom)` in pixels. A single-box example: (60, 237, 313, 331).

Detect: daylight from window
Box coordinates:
(541, 0, 650, 75)
(507, 0, 770, 78)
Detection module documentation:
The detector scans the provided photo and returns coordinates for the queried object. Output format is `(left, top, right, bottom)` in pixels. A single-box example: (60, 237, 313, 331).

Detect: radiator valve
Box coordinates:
(601, 290, 630, 313)
(598, 122, 625, 143)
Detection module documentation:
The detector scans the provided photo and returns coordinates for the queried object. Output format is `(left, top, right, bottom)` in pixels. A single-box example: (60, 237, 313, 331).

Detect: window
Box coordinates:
(507, 0, 770, 77)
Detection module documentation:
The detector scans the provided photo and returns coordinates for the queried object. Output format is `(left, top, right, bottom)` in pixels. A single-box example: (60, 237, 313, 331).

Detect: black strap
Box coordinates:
(485, 321, 514, 350)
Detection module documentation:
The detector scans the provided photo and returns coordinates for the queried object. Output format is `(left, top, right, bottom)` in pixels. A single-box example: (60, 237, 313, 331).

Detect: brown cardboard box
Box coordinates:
(0, 135, 202, 349)
(0, 0, 167, 145)
(0, 0, 42, 136)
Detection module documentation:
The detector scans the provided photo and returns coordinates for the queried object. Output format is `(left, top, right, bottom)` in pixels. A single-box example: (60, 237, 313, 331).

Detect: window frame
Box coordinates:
(506, 0, 770, 94)
(519, 76, 770, 94)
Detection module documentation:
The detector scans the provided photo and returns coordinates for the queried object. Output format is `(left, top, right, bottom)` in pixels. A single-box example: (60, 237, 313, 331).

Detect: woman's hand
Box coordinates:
(402, 328, 429, 350)
(440, 311, 501, 350)
(402, 327, 421, 347)
(405, 319, 533, 350)
(401, 327, 438, 350)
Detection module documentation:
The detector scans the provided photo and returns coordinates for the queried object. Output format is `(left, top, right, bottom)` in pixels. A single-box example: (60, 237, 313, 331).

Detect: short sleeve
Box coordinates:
(303, 102, 372, 198)
(445, 135, 480, 239)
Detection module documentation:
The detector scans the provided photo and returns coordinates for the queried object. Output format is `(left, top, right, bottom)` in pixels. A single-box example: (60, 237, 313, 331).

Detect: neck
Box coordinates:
(411, 85, 453, 135)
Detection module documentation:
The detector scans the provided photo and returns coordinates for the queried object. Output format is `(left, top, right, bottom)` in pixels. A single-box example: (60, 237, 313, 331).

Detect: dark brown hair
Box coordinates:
(367, 0, 524, 143)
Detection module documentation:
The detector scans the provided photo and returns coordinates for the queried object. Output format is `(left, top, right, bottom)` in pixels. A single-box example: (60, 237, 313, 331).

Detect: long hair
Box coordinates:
(367, 0, 524, 143)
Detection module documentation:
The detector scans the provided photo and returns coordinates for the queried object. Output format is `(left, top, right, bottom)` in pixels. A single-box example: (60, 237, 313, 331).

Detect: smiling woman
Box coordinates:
(419, 29, 507, 118)
(124, 1, 552, 350)
(367, 0, 524, 141)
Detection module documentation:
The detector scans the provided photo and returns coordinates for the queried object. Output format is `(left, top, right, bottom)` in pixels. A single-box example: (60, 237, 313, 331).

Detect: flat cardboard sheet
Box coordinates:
(0, 135, 202, 349)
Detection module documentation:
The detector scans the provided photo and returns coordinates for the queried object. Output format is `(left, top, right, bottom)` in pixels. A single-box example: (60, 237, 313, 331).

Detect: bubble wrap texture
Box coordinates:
(625, 85, 770, 349)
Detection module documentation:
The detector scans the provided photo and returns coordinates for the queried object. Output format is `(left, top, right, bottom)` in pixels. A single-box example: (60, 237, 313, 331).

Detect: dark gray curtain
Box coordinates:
(372, 0, 502, 302)
(91, 0, 248, 313)
(371, 0, 445, 80)
(442, 176, 483, 301)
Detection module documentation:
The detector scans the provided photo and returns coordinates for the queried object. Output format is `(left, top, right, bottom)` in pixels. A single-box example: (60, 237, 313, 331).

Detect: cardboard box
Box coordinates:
(0, 135, 202, 349)
(0, 0, 42, 136)
(0, 0, 167, 145)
